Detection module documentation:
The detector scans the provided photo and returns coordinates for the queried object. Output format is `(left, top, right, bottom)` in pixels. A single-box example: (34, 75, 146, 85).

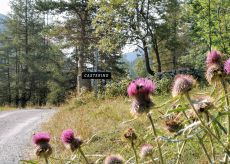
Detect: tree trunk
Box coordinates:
(153, 40, 162, 73)
(7, 50, 11, 104)
(149, 27, 162, 74)
(77, 53, 91, 94)
(142, 39, 154, 76)
(77, 53, 83, 94)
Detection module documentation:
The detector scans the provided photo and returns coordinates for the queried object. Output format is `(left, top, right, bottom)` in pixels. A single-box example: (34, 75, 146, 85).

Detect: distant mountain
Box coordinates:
(0, 13, 7, 33)
(123, 48, 144, 63)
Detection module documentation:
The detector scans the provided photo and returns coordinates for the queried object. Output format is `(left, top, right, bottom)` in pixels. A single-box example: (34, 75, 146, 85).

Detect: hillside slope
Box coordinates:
(39, 93, 211, 164)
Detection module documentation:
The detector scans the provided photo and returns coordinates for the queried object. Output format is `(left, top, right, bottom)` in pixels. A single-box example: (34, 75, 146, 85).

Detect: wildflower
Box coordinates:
(124, 128, 138, 163)
(188, 96, 214, 121)
(140, 144, 153, 158)
(172, 74, 196, 97)
(61, 129, 83, 152)
(104, 155, 124, 164)
(205, 63, 223, 84)
(165, 115, 183, 133)
(61, 129, 89, 163)
(127, 78, 156, 114)
(224, 58, 230, 75)
(127, 78, 156, 96)
(32, 132, 52, 158)
(124, 128, 137, 141)
(206, 50, 222, 66)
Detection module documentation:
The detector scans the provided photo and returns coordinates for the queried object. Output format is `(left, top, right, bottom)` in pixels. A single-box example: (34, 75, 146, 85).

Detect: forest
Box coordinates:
(0, 0, 229, 107)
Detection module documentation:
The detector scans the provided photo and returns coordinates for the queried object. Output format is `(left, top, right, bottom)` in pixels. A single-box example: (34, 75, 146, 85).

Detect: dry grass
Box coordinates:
(0, 105, 16, 111)
(37, 92, 214, 164)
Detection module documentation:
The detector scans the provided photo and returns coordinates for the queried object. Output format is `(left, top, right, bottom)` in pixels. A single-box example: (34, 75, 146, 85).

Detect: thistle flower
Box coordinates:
(32, 132, 52, 158)
(104, 154, 124, 164)
(140, 144, 153, 158)
(206, 50, 222, 65)
(61, 129, 83, 152)
(61, 129, 74, 143)
(33, 132, 51, 145)
(165, 116, 183, 133)
(172, 74, 196, 97)
(224, 58, 230, 75)
(205, 63, 223, 84)
(124, 128, 137, 141)
(127, 78, 156, 114)
(127, 78, 156, 96)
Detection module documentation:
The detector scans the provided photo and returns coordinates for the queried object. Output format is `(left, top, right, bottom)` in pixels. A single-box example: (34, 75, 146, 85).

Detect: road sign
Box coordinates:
(82, 72, 111, 79)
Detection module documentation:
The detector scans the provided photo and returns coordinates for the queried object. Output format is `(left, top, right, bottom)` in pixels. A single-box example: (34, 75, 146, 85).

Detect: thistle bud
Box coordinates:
(124, 128, 137, 141)
(140, 144, 153, 158)
(104, 155, 124, 164)
(172, 74, 196, 97)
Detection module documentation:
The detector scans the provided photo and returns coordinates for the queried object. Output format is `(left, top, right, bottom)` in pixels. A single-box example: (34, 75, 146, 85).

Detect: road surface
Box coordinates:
(0, 109, 56, 164)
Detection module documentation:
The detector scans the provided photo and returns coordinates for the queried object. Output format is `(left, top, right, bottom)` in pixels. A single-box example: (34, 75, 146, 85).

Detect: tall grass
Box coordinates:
(38, 92, 214, 163)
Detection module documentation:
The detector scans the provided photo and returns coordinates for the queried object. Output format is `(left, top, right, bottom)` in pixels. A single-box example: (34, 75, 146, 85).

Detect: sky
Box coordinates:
(0, 0, 11, 15)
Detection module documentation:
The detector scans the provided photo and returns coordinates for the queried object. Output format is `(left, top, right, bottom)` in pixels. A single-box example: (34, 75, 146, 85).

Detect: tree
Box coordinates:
(187, 0, 230, 54)
(0, 0, 70, 106)
(36, 0, 126, 93)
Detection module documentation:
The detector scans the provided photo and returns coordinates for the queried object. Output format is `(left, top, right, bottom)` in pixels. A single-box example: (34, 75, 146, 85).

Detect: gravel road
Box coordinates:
(0, 109, 56, 164)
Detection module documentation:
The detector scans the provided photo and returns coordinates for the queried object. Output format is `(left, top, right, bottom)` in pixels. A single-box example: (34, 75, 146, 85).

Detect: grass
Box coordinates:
(0, 105, 16, 111)
(35, 88, 224, 164)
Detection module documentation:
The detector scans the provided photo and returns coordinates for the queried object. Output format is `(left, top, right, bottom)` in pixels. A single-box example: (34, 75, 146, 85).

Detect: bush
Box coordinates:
(103, 78, 131, 97)
(149, 75, 173, 95)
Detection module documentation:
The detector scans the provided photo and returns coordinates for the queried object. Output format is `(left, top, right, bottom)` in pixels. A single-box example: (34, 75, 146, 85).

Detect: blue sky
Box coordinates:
(0, 0, 11, 15)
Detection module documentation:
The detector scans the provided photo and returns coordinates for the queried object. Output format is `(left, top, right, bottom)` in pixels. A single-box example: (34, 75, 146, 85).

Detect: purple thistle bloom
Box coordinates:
(127, 78, 156, 115)
(61, 129, 83, 152)
(61, 129, 75, 144)
(206, 50, 221, 65)
(172, 74, 196, 97)
(32, 132, 51, 145)
(224, 58, 230, 75)
(127, 78, 156, 97)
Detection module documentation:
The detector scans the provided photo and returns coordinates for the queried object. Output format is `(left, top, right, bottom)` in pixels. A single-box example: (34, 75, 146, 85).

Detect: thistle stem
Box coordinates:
(197, 135, 213, 163)
(176, 141, 187, 164)
(220, 76, 230, 163)
(147, 113, 164, 164)
(78, 147, 89, 164)
(205, 112, 215, 162)
(131, 139, 138, 164)
(44, 157, 49, 164)
(182, 111, 212, 163)
(185, 93, 229, 153)
(151, 156, 157, 164)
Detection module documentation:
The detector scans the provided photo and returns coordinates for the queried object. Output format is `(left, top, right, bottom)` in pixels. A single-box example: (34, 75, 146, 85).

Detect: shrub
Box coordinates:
(103, 78, 131, 97)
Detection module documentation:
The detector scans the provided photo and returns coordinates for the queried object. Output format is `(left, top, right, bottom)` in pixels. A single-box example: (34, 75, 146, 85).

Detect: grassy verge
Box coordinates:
(0, 106, 16, 111)
(37, 91, 216, 164)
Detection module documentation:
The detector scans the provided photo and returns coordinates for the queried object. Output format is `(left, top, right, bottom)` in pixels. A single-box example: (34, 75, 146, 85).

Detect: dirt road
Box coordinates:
(0, 109, 56, 164)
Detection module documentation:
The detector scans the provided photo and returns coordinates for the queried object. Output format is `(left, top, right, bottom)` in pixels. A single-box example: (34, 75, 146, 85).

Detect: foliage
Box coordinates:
(103, 78, 131, 98)
(0, 0, 71, 106)
(153, 75, 173, 94)
(134, 58, 148, 77)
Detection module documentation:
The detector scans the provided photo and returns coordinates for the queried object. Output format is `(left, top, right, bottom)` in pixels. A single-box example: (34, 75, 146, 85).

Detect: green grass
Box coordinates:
(35, 89, 226, 164)
(0, 106, 16, 111)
